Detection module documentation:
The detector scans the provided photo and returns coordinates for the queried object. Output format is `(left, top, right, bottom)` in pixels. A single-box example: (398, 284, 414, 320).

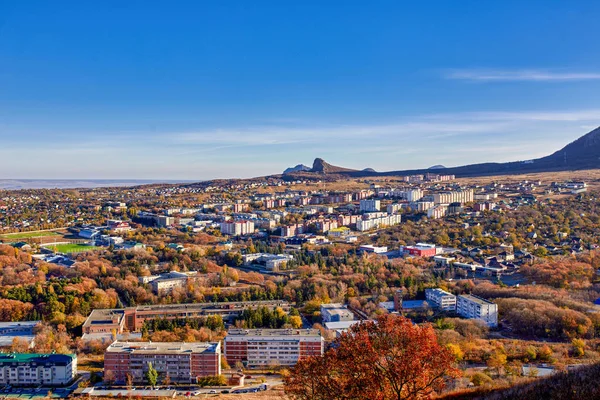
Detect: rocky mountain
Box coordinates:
(282, 126, 600, 179)
(283, 164, 311, 174)
(310, 158, 357, 174)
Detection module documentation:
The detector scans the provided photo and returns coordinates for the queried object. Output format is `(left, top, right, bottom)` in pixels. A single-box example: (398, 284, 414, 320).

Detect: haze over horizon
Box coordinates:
(2, 1, 600, 180)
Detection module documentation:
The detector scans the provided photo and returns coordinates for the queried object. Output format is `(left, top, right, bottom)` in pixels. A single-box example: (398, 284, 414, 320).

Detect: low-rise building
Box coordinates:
(0, 321, 40, 349)
(104, 341, 221, 384)
(0, 353, 77, 386)
(456, 294, 498, 327)
(224, 329, 323, 368)
(242, 253, 294, 271)
(320, 304, 354, 323)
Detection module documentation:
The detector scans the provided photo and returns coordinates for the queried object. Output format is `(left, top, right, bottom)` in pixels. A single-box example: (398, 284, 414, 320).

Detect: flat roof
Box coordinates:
(226, 328, 321, 338)
(106, 341, 220, 355)
(459, 294, 495, 305)
(0, 353, 75, 365)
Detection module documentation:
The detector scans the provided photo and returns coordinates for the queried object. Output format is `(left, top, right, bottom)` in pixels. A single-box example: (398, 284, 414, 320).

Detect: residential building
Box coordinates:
(427, 205, 448, 219)
(224, 329, 324, 368)
(320, 304, 354, 323)
(220, 220, 254, 236)
(356, 214, 401, 231)
(432, 190, 474, 205)
(359, 199, 381, 212)
(0, 353, 77, 386)
(425, 288, 457, 311)
(104, 341, 221, 384)
(456, 294, 498, 327)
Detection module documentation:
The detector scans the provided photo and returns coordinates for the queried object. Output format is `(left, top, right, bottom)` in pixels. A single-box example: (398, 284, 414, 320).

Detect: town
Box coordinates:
(0, 169, 599, 398)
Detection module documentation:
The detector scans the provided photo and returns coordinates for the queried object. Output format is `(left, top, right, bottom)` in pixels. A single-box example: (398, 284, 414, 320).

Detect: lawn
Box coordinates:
(0, 231, 60, 239)
(50, 243, 100, 253)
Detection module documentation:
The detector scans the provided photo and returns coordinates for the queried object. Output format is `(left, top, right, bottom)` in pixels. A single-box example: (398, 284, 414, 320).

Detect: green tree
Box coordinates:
(145, 362, 158, 387)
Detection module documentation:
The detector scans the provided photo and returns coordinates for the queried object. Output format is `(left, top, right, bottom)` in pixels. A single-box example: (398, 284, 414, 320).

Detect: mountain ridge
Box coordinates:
(281, 126, 600, 179)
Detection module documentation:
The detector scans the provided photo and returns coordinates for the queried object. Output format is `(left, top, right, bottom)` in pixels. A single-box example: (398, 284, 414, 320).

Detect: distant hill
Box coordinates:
(283, 126, 600, 179)
(283, 164, 311, 174)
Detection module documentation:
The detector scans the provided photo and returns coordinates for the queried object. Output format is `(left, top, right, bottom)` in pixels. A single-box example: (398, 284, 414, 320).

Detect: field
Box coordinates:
(50, 243, 100, 254)
(0, 231, 60, 240)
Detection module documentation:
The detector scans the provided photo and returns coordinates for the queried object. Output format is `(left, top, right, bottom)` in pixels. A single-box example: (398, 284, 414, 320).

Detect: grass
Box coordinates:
(0, 231, 60, 239)
(49, 243, 100, 254)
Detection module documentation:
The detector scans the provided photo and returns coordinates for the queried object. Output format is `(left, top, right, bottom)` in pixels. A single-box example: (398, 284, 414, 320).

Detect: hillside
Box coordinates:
(282, 126, 600, 179)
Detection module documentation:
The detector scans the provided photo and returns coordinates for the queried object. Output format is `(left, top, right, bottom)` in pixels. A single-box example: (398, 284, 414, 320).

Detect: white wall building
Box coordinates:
(425, 288, 457, 311)
(220, 220, 255, 236)
(359, 199, 381, 212)
(0, 353, 77, 386)
(456, 294, 498, 327)
(224, 329, 324, 368)
(356, 214, 402, 231)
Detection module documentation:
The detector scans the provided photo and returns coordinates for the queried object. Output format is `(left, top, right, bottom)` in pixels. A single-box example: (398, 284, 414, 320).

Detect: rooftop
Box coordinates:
(226, 328, 321, 338)
(0, 353, 76, 365)
(106, 341, 220, 355)
(459, 294, 495, 305)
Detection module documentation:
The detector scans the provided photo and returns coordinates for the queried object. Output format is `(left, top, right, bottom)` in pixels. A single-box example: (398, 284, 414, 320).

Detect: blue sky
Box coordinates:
(1, 1, 600, 179)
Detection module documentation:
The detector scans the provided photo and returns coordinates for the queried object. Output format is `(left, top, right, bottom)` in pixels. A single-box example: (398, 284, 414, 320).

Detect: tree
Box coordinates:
(145, 362, 158, 387)
(284, 314, 460, 400)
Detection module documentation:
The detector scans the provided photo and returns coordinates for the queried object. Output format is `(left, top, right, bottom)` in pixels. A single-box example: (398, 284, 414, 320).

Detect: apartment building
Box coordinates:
(425, 288, 457, 311)
(427, 205, 448, 219)
(220, 220, 254, 236)
(83, 300, 291, 336)
(320, 304, 354, 323)
(359, 199, 381, 212)
(456, 294, 498, 327)
(432, 190, 474, 205)
(104, 341, 220, 384)
(356, 214, 401, 231)
(224, 329, 324, 368)
(0, 353, 77, 387)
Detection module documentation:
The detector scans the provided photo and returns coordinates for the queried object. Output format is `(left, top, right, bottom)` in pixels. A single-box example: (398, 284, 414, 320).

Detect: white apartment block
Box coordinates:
(432, 190, 474, 205)
(425, 288, 457, 311)
(356, 214, 401, 231)
(0, 353, 77, 386)
(456, 294, 498, 327)
(405, 189, 423, 202)
(427, 205, 448, 219)
(387, 203, 402, 214)
(220, 220, 255, 236)
(359, 199, 381, 212)
(224, 329, 324, 368)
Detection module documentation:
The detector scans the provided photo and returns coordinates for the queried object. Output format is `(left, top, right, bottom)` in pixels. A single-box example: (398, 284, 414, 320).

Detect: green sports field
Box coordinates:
(0, 231, 60, 239)
(50, 243, 100, 253)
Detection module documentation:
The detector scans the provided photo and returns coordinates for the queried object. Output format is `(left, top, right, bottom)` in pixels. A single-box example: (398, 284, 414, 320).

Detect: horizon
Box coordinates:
(2, 2, 600, 179)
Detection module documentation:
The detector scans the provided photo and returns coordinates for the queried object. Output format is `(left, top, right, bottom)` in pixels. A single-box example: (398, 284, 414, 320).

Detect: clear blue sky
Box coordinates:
(2, 0, 600, 179)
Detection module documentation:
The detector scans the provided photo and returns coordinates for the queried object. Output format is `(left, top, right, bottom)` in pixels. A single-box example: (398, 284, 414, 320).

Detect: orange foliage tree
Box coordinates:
(284, 314, 460, 400)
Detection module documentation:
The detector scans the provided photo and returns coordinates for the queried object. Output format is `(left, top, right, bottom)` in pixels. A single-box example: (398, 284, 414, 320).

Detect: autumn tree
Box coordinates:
(285, 314, 459, 400)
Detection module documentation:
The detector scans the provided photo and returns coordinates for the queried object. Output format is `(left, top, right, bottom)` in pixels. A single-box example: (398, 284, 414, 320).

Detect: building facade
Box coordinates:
(83, 300, 291, 336)
(456, 294, 498, 327)
(425, 288, 457, 311)
(0, 353, 77, 387)
(104, 341, 221, 384)
(224, 329, 323, 368)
